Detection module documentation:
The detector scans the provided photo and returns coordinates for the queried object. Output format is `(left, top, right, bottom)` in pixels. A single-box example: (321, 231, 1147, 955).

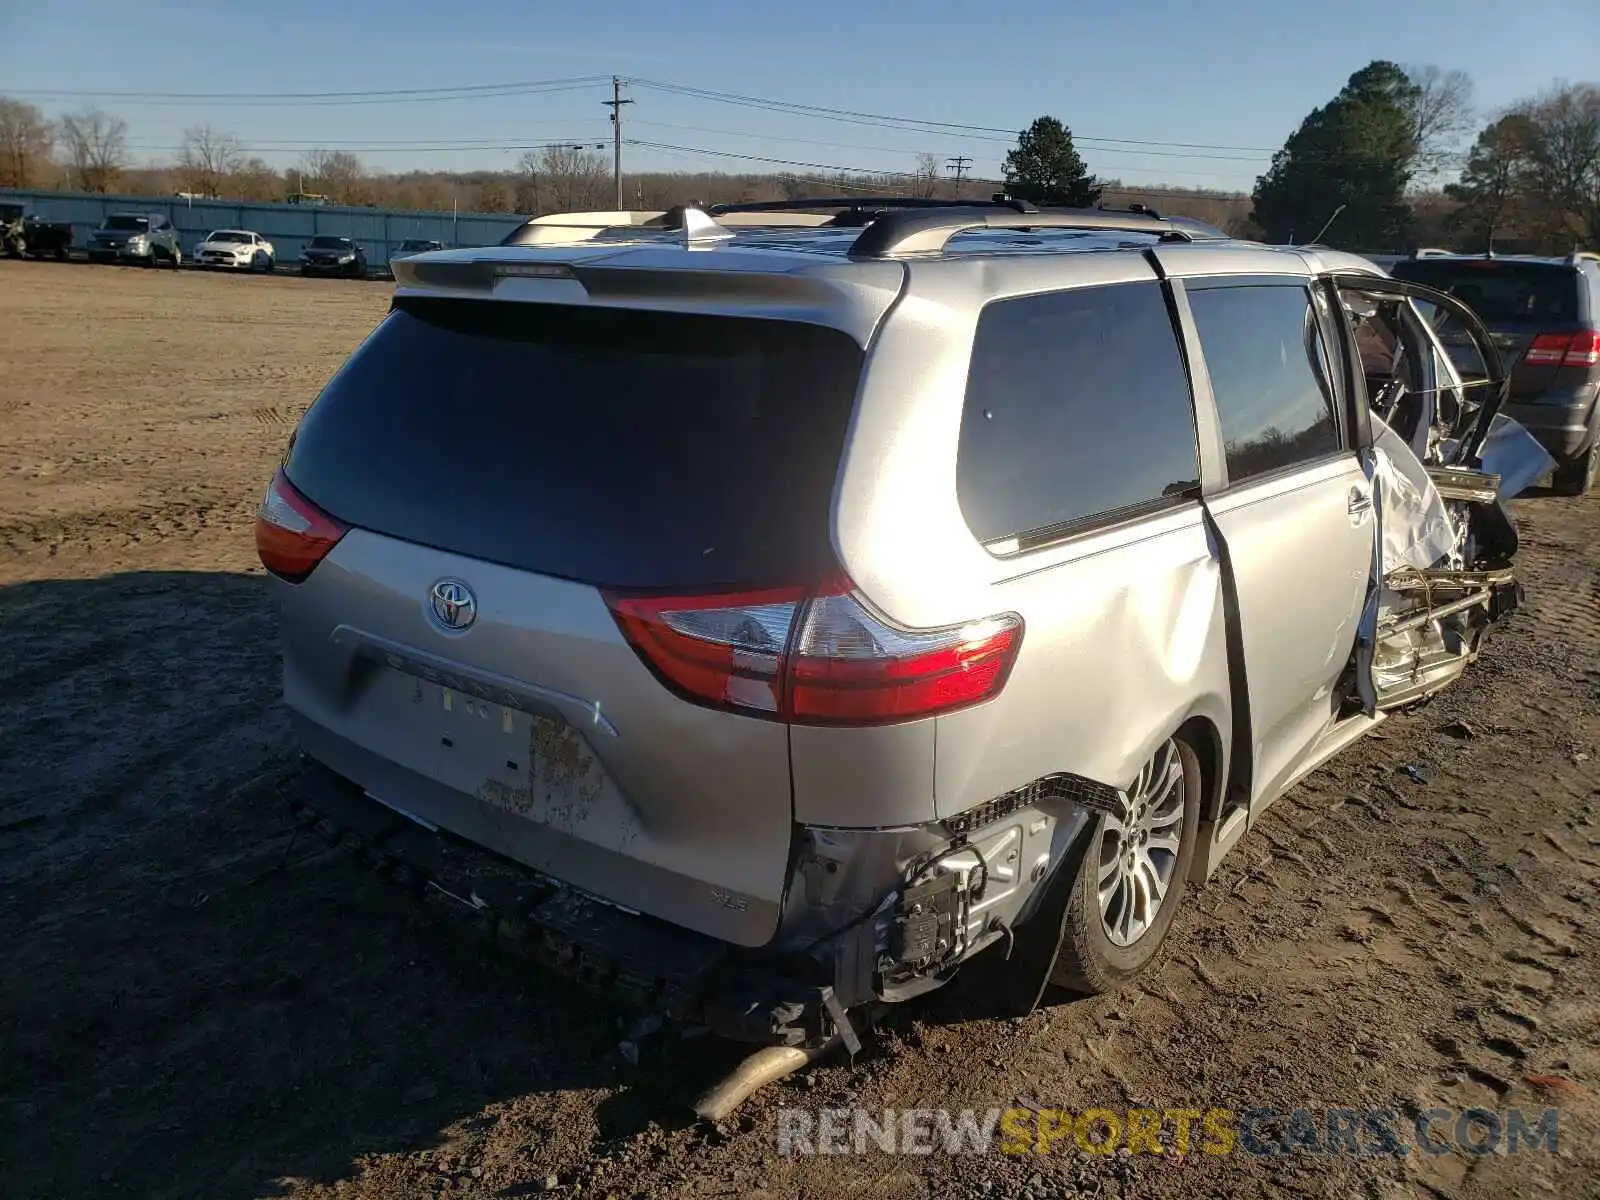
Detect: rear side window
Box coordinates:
(957, 280, 1199, 545)
(285, 298, 863, 590)
(1187, 282, 1341, 483)
(1389, 260, 1579, 324)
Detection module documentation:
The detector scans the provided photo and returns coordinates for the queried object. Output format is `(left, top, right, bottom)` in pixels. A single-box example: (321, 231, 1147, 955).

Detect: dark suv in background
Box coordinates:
(1391, 252, 1600, 494)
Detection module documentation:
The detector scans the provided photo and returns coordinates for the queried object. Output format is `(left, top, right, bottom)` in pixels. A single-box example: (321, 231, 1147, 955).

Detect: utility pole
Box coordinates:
(946, 156, 972, 196)
(604, 76, 634, 210)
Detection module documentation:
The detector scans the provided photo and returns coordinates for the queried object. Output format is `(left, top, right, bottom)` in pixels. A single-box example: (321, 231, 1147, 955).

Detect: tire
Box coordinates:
(1550, 437, 1598, 497)
(1046, 735, 1201, 995)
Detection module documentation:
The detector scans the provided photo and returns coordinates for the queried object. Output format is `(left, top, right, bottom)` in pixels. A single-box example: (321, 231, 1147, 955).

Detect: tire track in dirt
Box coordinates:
(0, 498, 251, 559)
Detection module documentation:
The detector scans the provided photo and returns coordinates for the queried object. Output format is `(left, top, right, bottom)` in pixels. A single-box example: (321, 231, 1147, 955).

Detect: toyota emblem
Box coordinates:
(429, 579, 477, 631)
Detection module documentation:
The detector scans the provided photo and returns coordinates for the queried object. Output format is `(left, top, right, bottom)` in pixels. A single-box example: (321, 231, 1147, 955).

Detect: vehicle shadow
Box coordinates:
(0, 569, 747, 1200)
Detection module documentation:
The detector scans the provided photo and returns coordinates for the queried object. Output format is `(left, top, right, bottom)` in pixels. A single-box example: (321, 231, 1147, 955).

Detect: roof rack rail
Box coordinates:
(846, 204, 1189, 259)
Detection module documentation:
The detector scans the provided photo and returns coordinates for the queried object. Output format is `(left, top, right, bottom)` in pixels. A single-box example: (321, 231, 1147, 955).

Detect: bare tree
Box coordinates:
(1519, 82, 1600, 246)
(475, 179, 512, 212)
(59, 107, 128, 193)
(913, 152, 942, 198)
(516, 145, 606, 214)
(177, 125, 243, 198)
(296, 148, 368, 204)
(1405, 65, 1476, 178)
(0, 97, 55, 188)
(322, 151, 369, 204)
(230, 156, 281, 203)
(1445, 113, 1537, 247)
(295, 147, 334, 191)
(513, 150, 544, 214)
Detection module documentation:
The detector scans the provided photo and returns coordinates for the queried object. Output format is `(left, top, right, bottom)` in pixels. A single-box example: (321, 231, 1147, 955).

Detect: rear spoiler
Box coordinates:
(499, 208, 833, 247)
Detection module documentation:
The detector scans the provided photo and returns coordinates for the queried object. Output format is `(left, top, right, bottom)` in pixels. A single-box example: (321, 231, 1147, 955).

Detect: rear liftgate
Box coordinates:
(280, 567, 1036, 1121)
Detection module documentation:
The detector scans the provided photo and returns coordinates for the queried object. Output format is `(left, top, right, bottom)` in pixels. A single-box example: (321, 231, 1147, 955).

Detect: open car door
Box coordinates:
(1326, 271, 1541, 712)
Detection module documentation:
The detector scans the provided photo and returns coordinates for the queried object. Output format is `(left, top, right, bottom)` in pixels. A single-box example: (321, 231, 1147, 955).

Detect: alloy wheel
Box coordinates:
(1096, 738, 1187, 947)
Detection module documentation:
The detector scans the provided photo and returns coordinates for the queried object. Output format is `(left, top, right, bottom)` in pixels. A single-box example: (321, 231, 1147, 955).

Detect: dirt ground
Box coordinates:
(1, 260, 1597, 1200)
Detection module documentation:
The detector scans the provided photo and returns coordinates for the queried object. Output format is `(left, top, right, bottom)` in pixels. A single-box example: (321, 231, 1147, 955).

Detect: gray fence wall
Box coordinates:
(1, 187, 526, 263)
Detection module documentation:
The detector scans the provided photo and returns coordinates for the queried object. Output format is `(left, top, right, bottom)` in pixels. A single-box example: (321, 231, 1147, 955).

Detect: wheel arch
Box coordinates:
(1175, 712, 1227, 829)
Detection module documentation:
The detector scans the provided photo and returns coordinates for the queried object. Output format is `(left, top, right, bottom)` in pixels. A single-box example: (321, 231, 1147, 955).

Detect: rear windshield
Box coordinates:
(309, 236, 350, 249)
(285, 298, 864, 589)
(1389, 260, 1579, 324)
(104, 215, 149, 231)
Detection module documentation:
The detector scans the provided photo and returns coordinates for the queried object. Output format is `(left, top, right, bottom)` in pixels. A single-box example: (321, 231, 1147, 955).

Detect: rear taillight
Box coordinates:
(788, 591, 1022, 724)
(1524, 330, 1600, 368)
(605, 579, 1022, 726)
(606, 586, 805, 716)
(255, 469, 348, 582)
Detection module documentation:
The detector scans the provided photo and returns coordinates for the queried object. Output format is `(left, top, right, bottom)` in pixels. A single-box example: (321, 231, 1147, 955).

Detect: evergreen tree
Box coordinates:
(1250, 61, 1420, 249)
(1003, 117, 1103, 208)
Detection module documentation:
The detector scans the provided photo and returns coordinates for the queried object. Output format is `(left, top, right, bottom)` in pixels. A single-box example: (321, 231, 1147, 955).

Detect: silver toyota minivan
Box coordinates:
(260, 198, 1536, 1057)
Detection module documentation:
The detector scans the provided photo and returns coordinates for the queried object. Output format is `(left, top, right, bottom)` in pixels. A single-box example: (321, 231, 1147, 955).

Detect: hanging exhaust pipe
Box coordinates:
(692, 1036, 843, 1124)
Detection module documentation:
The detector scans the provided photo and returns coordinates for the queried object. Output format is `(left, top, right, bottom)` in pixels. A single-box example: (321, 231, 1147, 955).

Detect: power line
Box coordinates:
(627, 78, 1291, 154)
(625, 139, 1251, 197)
(947, 156, 972, 185)
(124, 133, 609, 149)
(123, 138, 614, 155)
(627, 139, 926, 179)
(631, 118, 963, 159)
(635, 91, 1467, 165)
(630, 139, 1264, 186)
(628, 118, 1270, 166)
(113, 129, 1253, 189)
(9, 77, 609, 107)
(19, 69, 1467, 167)
(15, 70, 1299, 156)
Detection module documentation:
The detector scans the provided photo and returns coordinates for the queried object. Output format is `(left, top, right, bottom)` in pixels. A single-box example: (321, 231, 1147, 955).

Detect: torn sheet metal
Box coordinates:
(1371, 415, 1458, 572)
(1478, 414, 1557, 500)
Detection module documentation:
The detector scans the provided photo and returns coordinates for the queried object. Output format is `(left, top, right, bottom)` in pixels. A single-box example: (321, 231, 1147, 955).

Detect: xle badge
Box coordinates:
(710, 888, 750, 912)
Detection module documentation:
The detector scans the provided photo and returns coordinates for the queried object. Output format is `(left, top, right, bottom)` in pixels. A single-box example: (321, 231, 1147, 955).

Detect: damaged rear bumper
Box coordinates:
(285, 756, 1098, 1047)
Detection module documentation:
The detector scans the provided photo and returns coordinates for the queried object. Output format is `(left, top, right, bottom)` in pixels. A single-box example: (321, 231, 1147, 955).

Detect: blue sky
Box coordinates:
(4, 0, 1596, 192)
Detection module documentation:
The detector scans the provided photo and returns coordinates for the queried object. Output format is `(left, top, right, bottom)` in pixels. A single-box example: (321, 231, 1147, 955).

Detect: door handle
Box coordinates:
(1347, 487, 1373, 519)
